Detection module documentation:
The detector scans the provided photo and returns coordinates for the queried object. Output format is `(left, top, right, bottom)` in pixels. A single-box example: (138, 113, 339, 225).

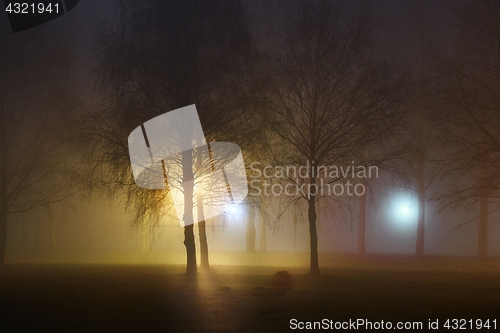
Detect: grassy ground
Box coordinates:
(1, 252, 500, 332)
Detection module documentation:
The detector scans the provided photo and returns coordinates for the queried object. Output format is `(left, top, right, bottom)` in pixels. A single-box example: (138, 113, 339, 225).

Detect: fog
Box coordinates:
(7, 177, 500, 262)
(4, 2, 500, 331)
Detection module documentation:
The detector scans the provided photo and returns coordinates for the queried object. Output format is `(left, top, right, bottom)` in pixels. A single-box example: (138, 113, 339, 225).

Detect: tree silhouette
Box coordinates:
(434, 0, 500, 258)
(90, 0, 257, 273)
(378, 0, 449, 257)
(0, 21, 80, 265)
(262, 1, 405, 274)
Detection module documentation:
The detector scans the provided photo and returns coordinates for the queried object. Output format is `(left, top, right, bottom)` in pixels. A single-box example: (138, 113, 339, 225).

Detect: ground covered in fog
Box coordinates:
(1, 252, 500, 332)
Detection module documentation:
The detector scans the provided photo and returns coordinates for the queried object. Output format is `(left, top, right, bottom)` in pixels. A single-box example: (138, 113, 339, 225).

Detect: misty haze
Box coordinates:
(1, 1, 500, 332)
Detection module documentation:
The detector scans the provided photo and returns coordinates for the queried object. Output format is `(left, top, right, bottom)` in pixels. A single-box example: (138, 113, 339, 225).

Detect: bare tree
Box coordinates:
(433, 0, 500, 258)
(262, 1, 405, 275)
(89, 0, 257, 274)
(380, 0, 449, 257)
(0, 22, 80, 265)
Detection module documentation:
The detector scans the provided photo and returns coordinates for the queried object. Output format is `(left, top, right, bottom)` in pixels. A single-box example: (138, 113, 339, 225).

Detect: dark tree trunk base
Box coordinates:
(308, 195, 320, 275)
(358, 182, 366, 255)
(184, 225, 197, 275)
(198, 220, 210, 271)
(415, 178, 425, 257)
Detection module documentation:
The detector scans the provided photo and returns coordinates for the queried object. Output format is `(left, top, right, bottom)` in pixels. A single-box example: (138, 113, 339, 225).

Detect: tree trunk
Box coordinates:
(246, 205, 256, 252)
(308, 192, 320, 275)
(415, 174, 425, 257)
(198, 221, 209, 270)
(478, 194, 488, 259)
(293, 214, 298, 252)
(182, 149, 197, 275)
(358, 179, 367, 255)
(260, 211, 266, 252)
(0, 211, 7, 266)
(184, 225, 197, 275)
(47, 205, 56, 250)
(415, 111, 426, 258)
(196, 146, 209, 271)
(415, 7, 427, 258)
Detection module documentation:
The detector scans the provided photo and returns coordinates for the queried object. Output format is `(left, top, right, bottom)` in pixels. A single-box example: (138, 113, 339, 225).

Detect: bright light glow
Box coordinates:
(225, 203, 244, 217)
(400, 206, 410, 214)
(387, 192, 418, 233)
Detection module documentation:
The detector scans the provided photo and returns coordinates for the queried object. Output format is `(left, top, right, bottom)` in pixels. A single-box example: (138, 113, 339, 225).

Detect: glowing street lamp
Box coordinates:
(387, 193, 418, 233)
